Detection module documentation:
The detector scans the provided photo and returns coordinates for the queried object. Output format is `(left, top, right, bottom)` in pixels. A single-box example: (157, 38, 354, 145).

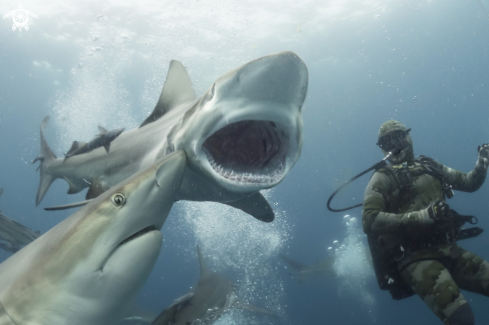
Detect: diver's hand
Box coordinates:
(477, 143, 489, 169)
(427, 200, 450, 221)
(413, 200, 449, 226)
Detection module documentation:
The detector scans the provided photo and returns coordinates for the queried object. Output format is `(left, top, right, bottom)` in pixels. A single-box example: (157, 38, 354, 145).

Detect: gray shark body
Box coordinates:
(280, 254, 336, 282)
(150, 246, 276, 325)
(0, 151, 187, 325)
(0, 189, 40, 253)
(34, 51, 308, 222)
(62, 126, 125, 162)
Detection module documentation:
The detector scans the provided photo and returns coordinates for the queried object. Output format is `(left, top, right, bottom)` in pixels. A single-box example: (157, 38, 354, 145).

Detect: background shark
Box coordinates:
(0, 189, 40, 253)
(279, 253, 336, 283)
(0, 151, 186, 325)
(150, 246, 277, 325)
(34, 51, 308, 222)
(62, 126, 125, 161)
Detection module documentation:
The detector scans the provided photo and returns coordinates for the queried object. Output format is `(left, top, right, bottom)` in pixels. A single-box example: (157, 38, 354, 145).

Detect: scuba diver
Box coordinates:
(362, 120, 489, 325)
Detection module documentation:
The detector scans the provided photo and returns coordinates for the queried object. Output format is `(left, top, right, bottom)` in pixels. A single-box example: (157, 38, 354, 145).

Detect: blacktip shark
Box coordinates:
(62, 126, 125, 162)
(150, 246, 277, 325)
(0, 150, 187, 325)
(0, 189, 40, 253)
(279, 253, 336, 283)
(34, 51, 308, 222)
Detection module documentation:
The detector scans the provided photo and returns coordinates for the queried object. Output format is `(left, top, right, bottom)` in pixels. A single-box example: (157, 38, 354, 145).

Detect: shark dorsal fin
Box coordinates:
(97, 126, 108, 135)
(66, 141, 87, 156)
(140, 60, 196, 128)
(196, 245, 211, 277)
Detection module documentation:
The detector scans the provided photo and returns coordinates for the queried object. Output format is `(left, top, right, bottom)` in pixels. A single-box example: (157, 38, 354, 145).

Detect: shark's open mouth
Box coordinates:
(203, 120, 288, 184)
(119, 225, 157, 246)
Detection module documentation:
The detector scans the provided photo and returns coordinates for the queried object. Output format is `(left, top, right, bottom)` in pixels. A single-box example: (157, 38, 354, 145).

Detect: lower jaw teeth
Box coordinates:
(206, 151, 284, 183)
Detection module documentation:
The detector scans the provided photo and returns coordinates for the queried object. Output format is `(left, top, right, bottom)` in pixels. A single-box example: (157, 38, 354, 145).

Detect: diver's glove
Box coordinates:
(427, 200, 450, 221)
(477, 143, 489, 169)
(415, 200, 450, 225)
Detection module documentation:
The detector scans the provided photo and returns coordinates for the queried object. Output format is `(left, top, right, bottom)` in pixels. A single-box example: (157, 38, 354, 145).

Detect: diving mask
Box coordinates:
(377, 128, 411, 153)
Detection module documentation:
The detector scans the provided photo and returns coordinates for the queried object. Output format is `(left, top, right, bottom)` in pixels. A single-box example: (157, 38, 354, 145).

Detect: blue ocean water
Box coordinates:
(1, 0, 489, 324)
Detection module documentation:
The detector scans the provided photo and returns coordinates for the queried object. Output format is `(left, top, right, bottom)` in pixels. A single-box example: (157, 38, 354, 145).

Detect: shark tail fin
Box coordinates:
(34, 116, 58, 206)
(196, 245, 211, 277)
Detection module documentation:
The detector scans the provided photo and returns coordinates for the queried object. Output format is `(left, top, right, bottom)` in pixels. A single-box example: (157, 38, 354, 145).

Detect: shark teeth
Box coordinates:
(204, 148, 284, 184)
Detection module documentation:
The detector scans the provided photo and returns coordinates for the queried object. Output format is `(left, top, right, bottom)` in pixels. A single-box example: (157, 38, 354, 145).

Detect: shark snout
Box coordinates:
(182, 52, 307, 193)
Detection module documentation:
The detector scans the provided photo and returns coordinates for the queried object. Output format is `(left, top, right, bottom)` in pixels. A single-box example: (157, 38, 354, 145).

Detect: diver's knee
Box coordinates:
(446, 303, 475, 325)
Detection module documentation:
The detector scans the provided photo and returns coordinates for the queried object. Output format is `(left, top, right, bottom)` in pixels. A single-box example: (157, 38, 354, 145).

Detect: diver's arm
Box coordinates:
(362, 171, 434, 235)
(433, 156, 488, 193)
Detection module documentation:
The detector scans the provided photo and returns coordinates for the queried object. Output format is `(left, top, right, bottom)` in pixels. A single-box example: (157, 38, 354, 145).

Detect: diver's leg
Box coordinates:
(401, 259, 473, 324)
(450, 247, 489, 296)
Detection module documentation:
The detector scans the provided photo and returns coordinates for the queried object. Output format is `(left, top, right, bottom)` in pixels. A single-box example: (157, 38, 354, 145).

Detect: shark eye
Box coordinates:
(111, 193, 126, 206)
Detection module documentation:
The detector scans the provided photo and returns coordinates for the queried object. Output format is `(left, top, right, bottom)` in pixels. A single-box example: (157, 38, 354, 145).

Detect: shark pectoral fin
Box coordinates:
(86, 178, 109, 199)
(98, 126, 108, 134)
(140, 60, 197, 128)
(65, 178, 85, 194)
(224, 192, 274, 222)
(151, 304, 179, 325)
(232, 300, 279, 318)
(172, 292, 194, 306)
(152, 292, 193, 324)
(104, 143, 110, 153)
(0, 188, 3, 198)
(44, 200, 91, 211)
(36, 172, 56, 207)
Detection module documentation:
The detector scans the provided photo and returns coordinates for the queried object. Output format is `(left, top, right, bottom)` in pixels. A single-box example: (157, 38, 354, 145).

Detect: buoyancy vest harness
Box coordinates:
(327, 155, 484, 300)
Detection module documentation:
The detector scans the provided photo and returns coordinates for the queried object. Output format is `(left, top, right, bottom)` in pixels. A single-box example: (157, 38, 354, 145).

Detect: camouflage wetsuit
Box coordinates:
(362, 120, 489, 325)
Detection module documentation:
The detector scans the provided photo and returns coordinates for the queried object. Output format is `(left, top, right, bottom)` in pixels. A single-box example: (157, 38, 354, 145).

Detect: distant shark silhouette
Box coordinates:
(62, 126, 125, 162)
(121, 305, 157, 325)
(279, 253, 336, 282)
(149, 246, 277, 325)
(0, 188, 40, 253)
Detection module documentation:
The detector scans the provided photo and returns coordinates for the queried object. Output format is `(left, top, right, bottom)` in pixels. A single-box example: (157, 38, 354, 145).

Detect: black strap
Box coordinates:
(455, 227, 483, 241)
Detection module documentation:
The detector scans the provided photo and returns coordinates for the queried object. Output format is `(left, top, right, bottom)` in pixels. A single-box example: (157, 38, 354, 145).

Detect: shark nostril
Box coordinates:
(111, 193, 126, 206)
